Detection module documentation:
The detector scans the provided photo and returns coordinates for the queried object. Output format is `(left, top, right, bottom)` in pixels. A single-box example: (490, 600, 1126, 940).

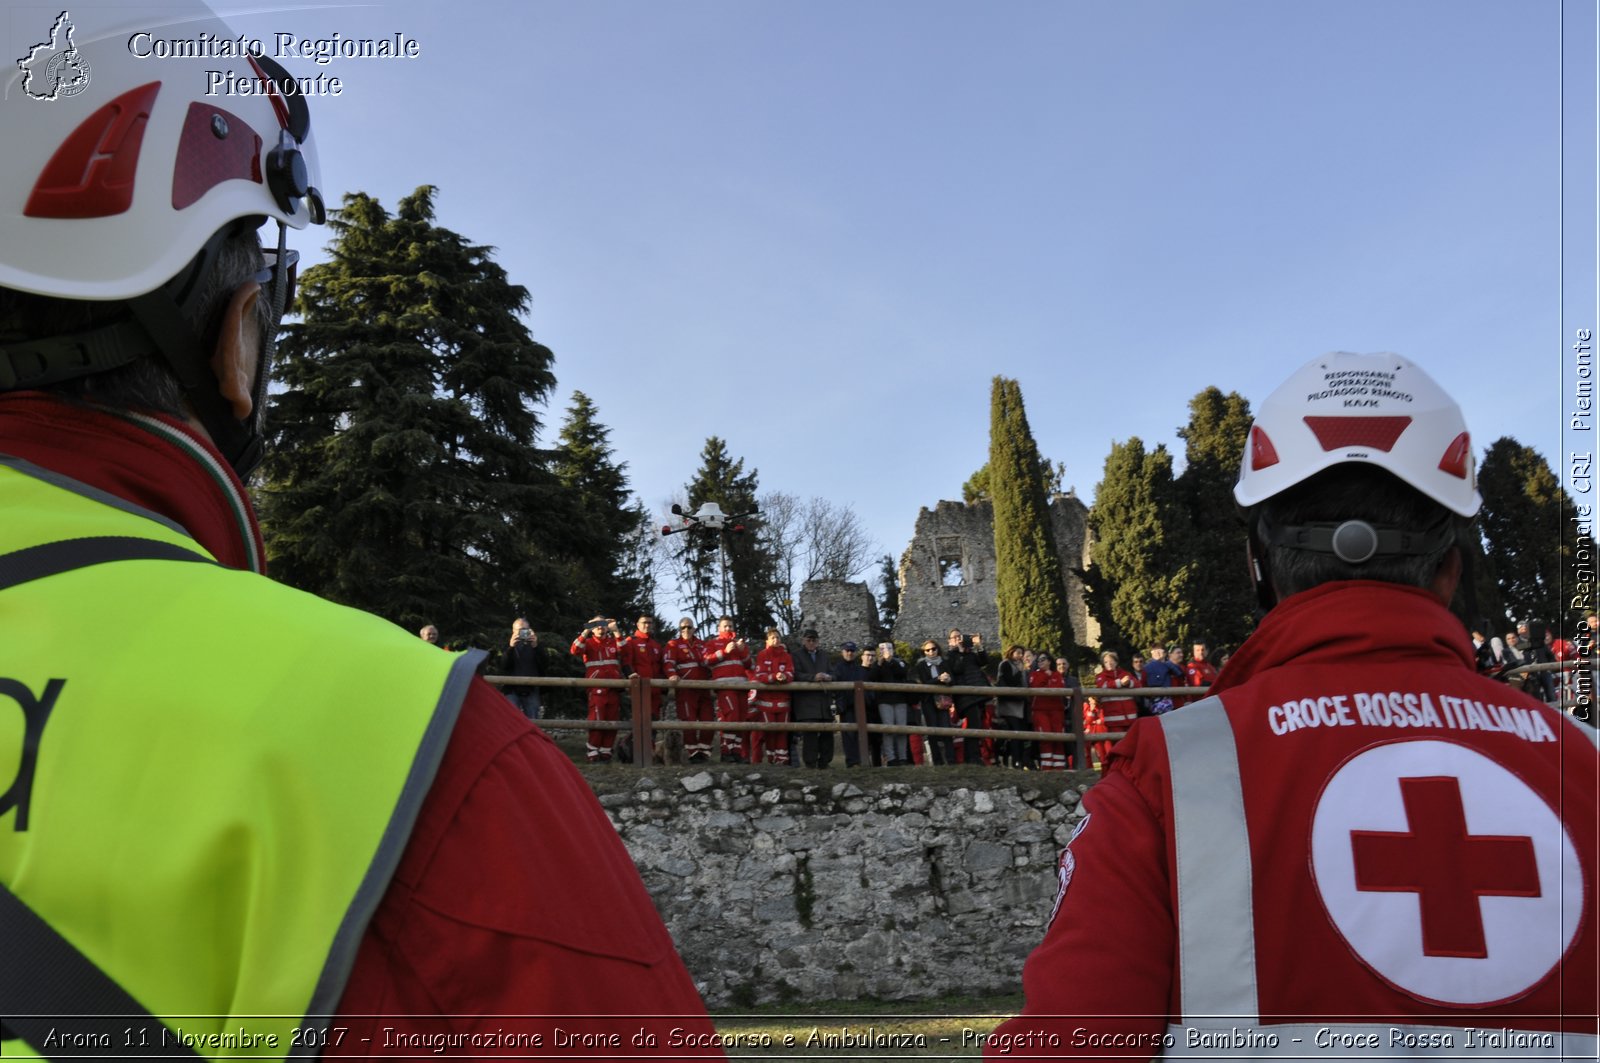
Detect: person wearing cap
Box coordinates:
(664, 617, 715, 762)
(990, 353, 1596, 1057)
(833, 640, 869, 767)
(791, 629, 836, 768)
(0, 6, 718, 1049)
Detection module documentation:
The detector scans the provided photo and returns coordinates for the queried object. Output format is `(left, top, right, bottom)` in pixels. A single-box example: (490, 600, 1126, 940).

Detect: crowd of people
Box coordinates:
(454, 609, 1247, 771)
(1471, 615, 1596, 704)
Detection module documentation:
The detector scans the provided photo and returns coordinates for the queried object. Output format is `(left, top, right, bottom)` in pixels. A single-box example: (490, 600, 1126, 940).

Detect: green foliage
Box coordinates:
(963, 458, 1064, 504)
(258, 186, 582, 643)
(876, 554, 901, 631)
(1174, 387, 1256, 649)
(988, 377, 1074, 656)
(551, 391, 655, 620)
(1478, 437, 1590, 632)
(674, 437, 779, 633)
(1087, 437, 1193, 654)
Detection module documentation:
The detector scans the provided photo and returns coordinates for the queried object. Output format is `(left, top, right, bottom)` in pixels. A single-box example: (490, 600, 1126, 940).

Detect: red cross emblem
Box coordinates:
(1350, 776, 1540, 958)
(1311, 739, 1580, 1005)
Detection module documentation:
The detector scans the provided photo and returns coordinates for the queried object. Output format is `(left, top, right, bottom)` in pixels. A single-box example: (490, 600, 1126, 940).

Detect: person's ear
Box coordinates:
(211, 280, 263, 421)
(1431, 545, 1463, 605)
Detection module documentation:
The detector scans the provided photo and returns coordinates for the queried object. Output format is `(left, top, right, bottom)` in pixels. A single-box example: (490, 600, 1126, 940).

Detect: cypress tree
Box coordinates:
(258, 186, 577, 643)
(1175, 387, 1256, 650)
(1087, 438, 1194, 654)
(988, 376, 1074, 655)
(877, 554, 901, 632)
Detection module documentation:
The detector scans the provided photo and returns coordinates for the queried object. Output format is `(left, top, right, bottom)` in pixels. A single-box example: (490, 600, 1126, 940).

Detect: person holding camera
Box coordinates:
(502, 618, 547, 720)
(571, 617, 623, 762)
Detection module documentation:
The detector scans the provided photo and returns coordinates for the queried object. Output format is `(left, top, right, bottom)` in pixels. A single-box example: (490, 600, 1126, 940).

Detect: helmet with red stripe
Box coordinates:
(0, 2, 325, 474)
(1235, 353, 1481, 605)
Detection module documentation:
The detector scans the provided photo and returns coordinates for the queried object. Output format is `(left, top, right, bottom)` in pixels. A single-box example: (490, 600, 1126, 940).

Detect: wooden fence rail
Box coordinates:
(483, 673, 1202, 768)
(486, 658, 1596, 767)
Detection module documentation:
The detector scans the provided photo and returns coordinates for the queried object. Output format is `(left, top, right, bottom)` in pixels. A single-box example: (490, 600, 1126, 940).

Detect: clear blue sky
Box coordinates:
(212, 0, 1592, 592)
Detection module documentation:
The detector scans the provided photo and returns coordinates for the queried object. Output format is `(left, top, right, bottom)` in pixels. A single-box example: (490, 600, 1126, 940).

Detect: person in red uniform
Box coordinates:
(749, 628, 794, 765)
(1091, 651, 1137, 767)
(704, 615, 752, 762)
(0, 5, 718, 1046)
(990, 353, 1597, 1059)
(1183, 639, 1219, 696)
(665, 617, 715, 763)
(571, 618, 624, 761)
(619, 614, 666, 721)
(1029, 655, 1069, 771)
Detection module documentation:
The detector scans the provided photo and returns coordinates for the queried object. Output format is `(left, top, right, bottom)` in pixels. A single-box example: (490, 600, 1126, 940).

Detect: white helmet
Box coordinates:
(1234, 353, 1481, 519)
(0, 3, 323, 300)
(1, 3, 325, 475)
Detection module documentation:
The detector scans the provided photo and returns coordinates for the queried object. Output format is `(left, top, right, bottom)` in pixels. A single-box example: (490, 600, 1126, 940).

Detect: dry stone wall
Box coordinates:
(596, 771, 1092, 1007)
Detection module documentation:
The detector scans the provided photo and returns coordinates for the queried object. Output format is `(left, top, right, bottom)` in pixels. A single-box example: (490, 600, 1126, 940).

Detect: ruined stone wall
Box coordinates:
(1049, 493, 1102, 651)
(892, 500, 1001, 646)
(892, 496, 1099, 650)
(599, 771, 1089, 1007)
(796, 579, 881, 649)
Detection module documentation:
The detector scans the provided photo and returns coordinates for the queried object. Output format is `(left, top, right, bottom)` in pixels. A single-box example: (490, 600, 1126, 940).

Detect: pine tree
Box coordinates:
(550, 391, 651, 620)
(1478, 437, 1589, 632)
(1175, 387, 1256, 650)
(1087, 437, 1193, 654)
(258, 186, 578, 642)
(672, 437, 777, 633)
(988, 377, 1074, 655)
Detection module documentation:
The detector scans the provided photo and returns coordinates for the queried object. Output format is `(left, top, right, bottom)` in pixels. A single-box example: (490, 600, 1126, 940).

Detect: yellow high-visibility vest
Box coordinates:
(0, 456, 482, 1058)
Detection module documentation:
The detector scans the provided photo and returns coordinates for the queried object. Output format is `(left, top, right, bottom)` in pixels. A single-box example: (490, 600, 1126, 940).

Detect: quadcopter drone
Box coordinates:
(660, 501, 758, 536)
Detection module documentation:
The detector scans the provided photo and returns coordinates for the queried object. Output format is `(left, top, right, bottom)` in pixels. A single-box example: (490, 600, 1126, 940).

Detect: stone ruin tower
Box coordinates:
(795, 579, 882, 651)
(891, 492, 1099, 653)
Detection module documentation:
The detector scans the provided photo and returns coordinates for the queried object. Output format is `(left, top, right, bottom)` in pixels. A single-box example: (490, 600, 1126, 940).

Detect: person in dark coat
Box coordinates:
(939, 629, 991, 765)
(790, 630, 835, 768)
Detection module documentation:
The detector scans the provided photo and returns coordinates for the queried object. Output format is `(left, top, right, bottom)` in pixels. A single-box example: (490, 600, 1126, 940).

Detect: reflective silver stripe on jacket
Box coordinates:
(1159, 697, 1599, 1060)
(1160, 697, 1259, 1022)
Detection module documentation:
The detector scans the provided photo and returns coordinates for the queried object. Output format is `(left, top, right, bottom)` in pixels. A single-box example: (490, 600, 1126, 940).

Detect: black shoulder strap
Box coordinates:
(0, 881, 198, 1058)
(0, 536, 215, 593)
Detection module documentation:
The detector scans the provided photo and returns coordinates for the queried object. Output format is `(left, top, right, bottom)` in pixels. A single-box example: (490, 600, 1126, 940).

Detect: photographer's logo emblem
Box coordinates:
(17, 11, 92, 101)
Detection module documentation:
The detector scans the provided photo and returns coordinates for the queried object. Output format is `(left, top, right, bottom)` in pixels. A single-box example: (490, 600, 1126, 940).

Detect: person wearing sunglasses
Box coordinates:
(0, 3, 717, 1055)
